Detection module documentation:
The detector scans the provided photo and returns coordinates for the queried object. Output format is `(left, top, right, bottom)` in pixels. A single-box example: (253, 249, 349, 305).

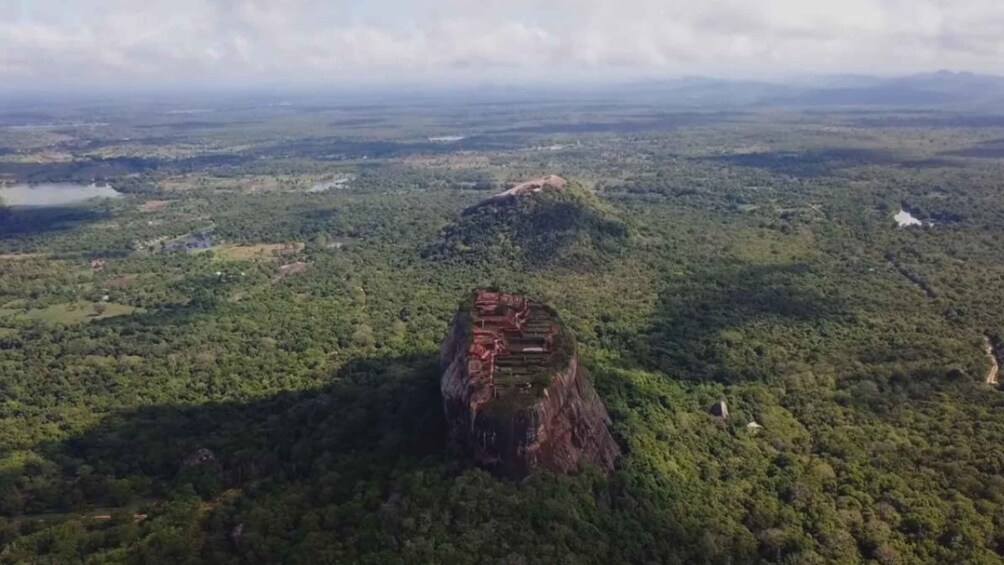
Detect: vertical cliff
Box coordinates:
(440, 290, 620, 480)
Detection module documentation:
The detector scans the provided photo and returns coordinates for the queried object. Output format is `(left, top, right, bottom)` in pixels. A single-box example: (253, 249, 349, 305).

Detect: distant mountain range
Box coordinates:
(444, 71, 1004, 111)
(4, 71, 1004, 114)
(600, 71, 1004, 110)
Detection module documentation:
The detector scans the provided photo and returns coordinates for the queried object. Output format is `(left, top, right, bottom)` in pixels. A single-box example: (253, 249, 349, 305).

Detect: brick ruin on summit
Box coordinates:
(466, 290, 560, 398)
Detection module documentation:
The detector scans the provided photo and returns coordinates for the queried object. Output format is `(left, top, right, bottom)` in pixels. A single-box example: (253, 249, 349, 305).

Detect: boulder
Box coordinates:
(710, 400, 729, 419)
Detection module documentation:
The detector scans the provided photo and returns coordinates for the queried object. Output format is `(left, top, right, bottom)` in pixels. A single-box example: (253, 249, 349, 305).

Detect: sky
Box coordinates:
(2, 0, 1004, 88)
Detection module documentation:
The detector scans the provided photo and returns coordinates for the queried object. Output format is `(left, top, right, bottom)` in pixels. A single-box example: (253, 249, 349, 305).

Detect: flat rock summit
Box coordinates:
(440, 289, 620, 480)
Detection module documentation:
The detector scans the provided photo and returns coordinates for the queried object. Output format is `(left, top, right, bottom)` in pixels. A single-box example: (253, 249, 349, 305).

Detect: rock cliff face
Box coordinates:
(440, 290, 620, 480)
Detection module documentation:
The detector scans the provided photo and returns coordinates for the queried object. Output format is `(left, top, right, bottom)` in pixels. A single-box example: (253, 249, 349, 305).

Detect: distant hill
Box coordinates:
(425, 176, 629, 267)
(573, 71, 1004, 110)
(771, 71, 1004, 107)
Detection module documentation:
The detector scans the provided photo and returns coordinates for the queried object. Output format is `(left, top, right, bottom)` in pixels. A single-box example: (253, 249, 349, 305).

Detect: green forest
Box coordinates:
(1, 97, 1004, 564)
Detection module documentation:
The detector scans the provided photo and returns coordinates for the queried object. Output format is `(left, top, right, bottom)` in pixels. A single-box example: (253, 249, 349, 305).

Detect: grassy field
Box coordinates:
(0, 302, 138, 324)
(213, 242, 303, 261)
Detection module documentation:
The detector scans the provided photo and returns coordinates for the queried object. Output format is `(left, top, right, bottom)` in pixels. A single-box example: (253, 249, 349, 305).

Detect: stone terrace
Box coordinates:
(467, 289, 560, 398)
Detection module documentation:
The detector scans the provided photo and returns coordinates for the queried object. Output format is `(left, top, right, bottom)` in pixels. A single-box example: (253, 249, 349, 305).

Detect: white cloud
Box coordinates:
(2, 0, 1004, 86)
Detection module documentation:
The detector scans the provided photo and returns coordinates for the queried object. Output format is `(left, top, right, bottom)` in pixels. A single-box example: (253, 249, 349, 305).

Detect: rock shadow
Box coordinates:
(15, 353, 446, 517)
(640, 262, 843, 383)
(0, 206, 109, 240)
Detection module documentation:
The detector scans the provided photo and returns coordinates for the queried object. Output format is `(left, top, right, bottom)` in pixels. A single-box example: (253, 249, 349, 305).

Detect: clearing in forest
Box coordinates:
(105, 274, 139, 288)
(0, 302, 138, 324)
(0, 253, 44, 261)
(139, 200, 171, 211)
(216, 242, 303, 261)
(273, 261, 308, 282)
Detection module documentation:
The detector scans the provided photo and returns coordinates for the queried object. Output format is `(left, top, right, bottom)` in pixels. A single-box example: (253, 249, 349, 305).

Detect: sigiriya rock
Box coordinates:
(440, 289, 620, 480)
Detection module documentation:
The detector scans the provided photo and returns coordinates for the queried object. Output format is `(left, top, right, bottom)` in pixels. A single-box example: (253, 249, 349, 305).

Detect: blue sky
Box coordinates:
(2, 0, 1003, 87)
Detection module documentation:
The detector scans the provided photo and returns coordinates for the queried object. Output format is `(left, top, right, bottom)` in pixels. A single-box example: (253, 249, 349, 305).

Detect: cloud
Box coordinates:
(2, 0, 1004, 86)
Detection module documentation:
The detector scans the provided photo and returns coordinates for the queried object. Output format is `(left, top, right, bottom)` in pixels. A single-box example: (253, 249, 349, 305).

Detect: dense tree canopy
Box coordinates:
(1, 100, 1004, 563)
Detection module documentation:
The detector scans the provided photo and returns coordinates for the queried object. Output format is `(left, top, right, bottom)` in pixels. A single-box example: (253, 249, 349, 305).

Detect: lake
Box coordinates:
(0, 183, 122, 207)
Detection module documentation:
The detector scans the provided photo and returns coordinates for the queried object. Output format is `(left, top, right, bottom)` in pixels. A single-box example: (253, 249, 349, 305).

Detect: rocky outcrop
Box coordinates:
(465, 175, 569, 213)
(440, 290, 620, 480)
(710, 400, 729, 419)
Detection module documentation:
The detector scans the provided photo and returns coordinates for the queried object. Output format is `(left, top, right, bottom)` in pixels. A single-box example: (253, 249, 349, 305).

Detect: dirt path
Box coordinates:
(986, 336, 1000, 386)
(91, 513, 148, 522)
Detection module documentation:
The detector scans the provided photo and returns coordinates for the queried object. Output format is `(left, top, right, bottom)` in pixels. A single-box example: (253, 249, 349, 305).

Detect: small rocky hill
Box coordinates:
(440, 289, 620, 480)
(425, 176, 629, 267)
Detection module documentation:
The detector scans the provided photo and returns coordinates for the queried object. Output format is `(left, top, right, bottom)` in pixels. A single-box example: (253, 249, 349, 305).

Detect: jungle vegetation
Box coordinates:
(1, 93, 1004, 564)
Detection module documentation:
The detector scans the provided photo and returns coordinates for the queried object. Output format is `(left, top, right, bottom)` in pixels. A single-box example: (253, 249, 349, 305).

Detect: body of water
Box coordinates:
(0, 183, 122, 207)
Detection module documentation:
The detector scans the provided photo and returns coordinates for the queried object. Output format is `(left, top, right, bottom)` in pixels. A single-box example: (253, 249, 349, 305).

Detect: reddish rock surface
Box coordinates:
(440, 289, 620, 479)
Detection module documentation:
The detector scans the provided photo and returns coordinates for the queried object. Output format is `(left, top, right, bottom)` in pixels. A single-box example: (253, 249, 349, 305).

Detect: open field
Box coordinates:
(0, 301, 138, 324)
(139, 199, 172, 211)
(0, 253, 44, 261)
(214, 242, 304, 260)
